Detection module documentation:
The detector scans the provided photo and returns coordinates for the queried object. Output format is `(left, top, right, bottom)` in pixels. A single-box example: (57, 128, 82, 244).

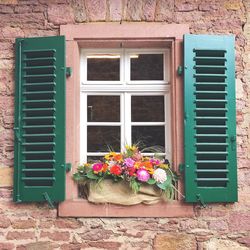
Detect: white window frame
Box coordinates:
(80, 48, 171, 164)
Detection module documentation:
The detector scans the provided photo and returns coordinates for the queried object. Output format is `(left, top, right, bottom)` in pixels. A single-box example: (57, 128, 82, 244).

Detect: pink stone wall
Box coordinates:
(0, 0, 249, 249)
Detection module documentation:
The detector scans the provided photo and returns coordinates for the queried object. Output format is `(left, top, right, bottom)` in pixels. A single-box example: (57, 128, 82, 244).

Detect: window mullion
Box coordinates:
(81, 92, 87, 163)
(124, 92, 131, 147)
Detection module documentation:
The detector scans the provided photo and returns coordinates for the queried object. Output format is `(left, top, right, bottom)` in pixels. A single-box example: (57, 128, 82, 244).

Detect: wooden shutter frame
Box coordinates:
(14, 36, 66, 203)
(184, 34, 237, 203)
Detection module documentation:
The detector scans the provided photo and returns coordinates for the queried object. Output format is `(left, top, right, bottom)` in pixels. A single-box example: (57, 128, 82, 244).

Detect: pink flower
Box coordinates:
(92, 163, 103, 172)
(124, 158, 135, 168)
(136, 168, 150, 182)
(153, 168, 167, 183)
(133, 152, 142, 161)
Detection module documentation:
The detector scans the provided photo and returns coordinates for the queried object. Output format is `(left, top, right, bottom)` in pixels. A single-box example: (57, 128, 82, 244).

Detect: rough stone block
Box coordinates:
(142, 0, 156, 21)
(0, 0, 17, 4)
(126, 0, 143, 21)
(202, 238, 249, 250)
(54, 218, 82, 229)
(71, 0, 87, 23)
(85, 0, 106, 21)
(40, 231, 70, 241)
(48, 4, 74, 25)
(11, 218, 36, 229)
(0, 167, 13, 187)
(6, 231, 35, 240)
(0, 215, 11, 228)
(0, 243, 15, 250)
(109, 0, 122, 21)
(154, 233, 196, 250)
(229, 212, 250, 231)
(155, 0, 174, 21)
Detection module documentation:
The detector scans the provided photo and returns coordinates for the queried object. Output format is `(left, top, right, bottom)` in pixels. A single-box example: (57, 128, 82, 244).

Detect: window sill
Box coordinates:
(58, 200, 194, 217)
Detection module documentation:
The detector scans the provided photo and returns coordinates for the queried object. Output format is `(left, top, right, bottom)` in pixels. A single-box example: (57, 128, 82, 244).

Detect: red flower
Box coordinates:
(128, 167, 136, 176)
(110, 165, 122, 176)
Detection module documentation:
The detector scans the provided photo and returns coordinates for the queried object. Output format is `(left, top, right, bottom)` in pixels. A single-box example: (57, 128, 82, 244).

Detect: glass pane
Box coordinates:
(87, 54, 120, 81)
(87, 126, 120, 152)
(87, 156, 104, 162)
(87, 96, 120, 122)
(132, 96, 164, 122)
(130, 54, 164, 80)
(132, 126, 165, 151)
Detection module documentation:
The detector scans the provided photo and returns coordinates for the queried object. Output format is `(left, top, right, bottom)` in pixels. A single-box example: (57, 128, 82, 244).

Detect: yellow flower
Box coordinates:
(125, 144, 137, 151)
(104, 152, 117, 160)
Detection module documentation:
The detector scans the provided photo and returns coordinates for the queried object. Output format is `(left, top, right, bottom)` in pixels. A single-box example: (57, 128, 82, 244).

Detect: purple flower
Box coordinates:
(137, 168, 150, 182)
(124, 158, 135, 168)
(150, 158, 161, 165)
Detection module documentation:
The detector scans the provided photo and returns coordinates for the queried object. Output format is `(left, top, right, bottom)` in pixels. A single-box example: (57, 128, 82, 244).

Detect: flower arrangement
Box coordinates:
(73, 145, 178, 201)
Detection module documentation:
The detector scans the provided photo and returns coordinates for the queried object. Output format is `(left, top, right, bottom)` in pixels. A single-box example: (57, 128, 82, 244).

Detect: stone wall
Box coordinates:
(0, 0, 249, 249)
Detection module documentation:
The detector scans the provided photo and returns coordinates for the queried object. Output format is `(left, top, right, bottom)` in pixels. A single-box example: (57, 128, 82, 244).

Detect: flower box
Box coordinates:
(74, 145, 178, 205)
(86, 179, 165, 205)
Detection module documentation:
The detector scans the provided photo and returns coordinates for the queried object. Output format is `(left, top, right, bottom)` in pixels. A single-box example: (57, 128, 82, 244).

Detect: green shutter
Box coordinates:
(184, 34, 237, 203)
(14, 36, 66, 203)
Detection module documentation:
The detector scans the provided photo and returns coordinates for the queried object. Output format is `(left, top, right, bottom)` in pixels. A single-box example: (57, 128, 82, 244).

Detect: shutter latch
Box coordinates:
(177, 66, 183, 76)
(61, 163, 72, 172)
(43, 192, 54, 209)
(196, 194, 206, 208)
(66, 67, 72, 77)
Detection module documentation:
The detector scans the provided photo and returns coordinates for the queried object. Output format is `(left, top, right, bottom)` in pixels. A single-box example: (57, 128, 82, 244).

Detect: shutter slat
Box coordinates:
(184, 34, 237, 203)
(196, 169, 228, 173)
(14, 36, 65, 203)
(22, 151, 55, 154)
(24, 74, 56, 78)
(22, 169, 56, 172)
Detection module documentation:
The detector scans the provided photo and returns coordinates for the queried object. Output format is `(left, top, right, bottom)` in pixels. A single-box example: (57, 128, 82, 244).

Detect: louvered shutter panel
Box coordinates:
(184, 34, 237, 203)
(14, 36, 66, 203)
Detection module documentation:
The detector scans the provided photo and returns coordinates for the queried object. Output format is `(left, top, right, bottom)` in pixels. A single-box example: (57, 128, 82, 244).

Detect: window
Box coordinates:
(80, 49, 171, 164)
(13, 23, 237, 217)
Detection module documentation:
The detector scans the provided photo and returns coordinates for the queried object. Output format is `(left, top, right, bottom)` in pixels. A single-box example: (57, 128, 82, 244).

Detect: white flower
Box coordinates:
(153, 168, 167, 183)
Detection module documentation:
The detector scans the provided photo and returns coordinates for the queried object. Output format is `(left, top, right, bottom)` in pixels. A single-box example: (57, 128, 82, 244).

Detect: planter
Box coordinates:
(85, 179, 165, 205)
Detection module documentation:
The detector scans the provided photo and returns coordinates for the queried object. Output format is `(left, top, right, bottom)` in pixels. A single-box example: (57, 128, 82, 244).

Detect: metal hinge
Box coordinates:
(177, 66, 183, 76)
(196, 194, 206, 208)
(66, 67, 72, 77)
(14, 127, 21, 142)
(43, 192, 55, 209)
(61, 163, 72, 172)
(179, 163, 185, 173)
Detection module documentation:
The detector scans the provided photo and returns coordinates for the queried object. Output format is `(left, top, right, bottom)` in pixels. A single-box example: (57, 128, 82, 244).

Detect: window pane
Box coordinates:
(132, 126, 165, 151)
(87, 96, 120, 122)
(131, 96, 164, 122)
(87, 126, 120, 152)
(87, 54, 120, 81)
(130, 54, 164, 80)
(87, 156, 104, 162)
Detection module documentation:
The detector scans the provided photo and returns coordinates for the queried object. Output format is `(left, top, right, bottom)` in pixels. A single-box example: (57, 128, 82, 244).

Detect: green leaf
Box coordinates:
(156, 178, 171, 190)
(130, 178, 141, 193)
(147, 178, 156, 185)
(86, 171, 99, 180)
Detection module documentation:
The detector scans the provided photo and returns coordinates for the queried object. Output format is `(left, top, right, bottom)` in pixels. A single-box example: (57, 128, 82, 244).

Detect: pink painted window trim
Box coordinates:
(58, 23, 194, 217)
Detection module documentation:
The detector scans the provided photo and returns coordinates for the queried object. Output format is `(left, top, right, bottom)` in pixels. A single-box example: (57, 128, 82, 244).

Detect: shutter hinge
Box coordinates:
(43, 192, 55, 209)
(196, 194, 206, 208)
(61, 163, 72, 172)
(14, 127, 21, 142)
(179, 163, 185, 173)
(177, 66, 183, 76)
(66, 67, 72, 77)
